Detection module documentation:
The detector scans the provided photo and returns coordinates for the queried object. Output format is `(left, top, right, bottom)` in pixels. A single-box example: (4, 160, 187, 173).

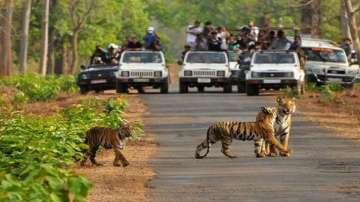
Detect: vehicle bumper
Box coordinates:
(77, 78, 116, 90)
(180, 77, 231, 87)
(117, 77, 168, 87)
(246, 79, 298, 89)
(307, 73, 356, 85)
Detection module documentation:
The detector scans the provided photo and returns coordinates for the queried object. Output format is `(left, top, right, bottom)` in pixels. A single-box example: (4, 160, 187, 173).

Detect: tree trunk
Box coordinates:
(19, 0, 32, 74)
(301, 0, 321, 37)
(0, 0, 14, 77)
(344, 0, 360, 65)
(39, 0, 50, 75)
(301, 0, 312, 34)
(311, 0, 321, 37)
(69, 30, 79, 74)
(340, 0, 352, 40)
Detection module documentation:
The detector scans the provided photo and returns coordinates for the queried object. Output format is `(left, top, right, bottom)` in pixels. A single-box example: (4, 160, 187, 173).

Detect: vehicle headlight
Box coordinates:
(217, 71, 225, 77)
(251, 72, 261, 78)
(284, 72, 294, 77)
(184, 70, 192, 76)
(80, 74, 88, 80)
(121, 71, 129, 77)
(154, 71, 162, 77)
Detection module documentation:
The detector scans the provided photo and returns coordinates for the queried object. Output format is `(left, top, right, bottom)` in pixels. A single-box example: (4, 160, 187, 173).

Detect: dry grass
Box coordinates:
(298, 86, 360, 140)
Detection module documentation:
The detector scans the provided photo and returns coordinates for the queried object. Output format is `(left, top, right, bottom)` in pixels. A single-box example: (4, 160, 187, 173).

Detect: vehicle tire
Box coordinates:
(179, 81, 188, 93)
(198, 86, 205, 93)
(246, 84, 259, 96)
(95, 89, 103, 94)
(223, 83, 232, 93)
(237, 82, 246, 93)
(116, 81, 127, 94)
(160, 81, 169, 94)
(80, 87, 89, 95)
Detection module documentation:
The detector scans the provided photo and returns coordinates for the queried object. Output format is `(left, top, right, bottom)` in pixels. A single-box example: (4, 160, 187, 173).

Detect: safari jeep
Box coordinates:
(301, 38, 358, 87)
(245, 51, 305, 96)
(115, 50, 169, 93)
(178, 51, 232, 93)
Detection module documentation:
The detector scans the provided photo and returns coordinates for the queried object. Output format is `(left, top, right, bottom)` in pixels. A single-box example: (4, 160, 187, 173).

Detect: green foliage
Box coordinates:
(281, 86, 300, 98)
(1, 74, 78, 102)
(0, 97, 139, 201)
(319, 85, 336, 102)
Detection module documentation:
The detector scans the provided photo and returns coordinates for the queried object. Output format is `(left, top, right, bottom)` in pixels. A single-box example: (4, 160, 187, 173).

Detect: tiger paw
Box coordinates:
(256, 153, 266, 158)
(280, 149, 292, 157)
(267, 152, 278, 157)
(122, 161, 130, 167)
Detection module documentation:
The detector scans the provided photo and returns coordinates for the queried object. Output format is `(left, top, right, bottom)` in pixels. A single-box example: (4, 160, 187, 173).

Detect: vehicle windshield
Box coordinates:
(186, 52, 227, 64)
(302, 48, 347, 63)
(254, 52, 295, 64)
(227, 51, 239, 62)
(122, 52, 163, 63)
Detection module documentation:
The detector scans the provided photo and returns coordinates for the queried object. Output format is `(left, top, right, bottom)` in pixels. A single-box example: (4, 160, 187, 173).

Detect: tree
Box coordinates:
(68, 0, 97, 74)
(39, 0, 50, 76)
(301, 0, 321, 36)
(0, 0, 14, 77)
(343, 0, 360, 65)
(19, 0, 32, 74)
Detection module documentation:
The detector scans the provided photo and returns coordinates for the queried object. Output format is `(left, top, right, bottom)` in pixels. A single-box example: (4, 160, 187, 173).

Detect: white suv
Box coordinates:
(301, 38, 358, 87)
(116, 50, 169, 93)
(179, 51, 232, 93)
(245, 51, 305, 96)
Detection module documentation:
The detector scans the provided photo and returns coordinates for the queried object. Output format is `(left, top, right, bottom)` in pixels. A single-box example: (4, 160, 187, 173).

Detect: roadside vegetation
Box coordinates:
(0, 76, 143, 201)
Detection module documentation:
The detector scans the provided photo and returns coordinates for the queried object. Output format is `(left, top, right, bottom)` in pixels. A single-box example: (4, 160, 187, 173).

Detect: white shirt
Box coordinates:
(186, 25, 203, 46)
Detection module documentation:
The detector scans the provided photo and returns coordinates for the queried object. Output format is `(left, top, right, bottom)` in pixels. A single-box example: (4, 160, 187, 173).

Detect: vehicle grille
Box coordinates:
(193, 71, 217, 77)
(130, 71, 154, 78)
(88, 71, 115, 79)
(258, 72, 292, 78)
(327, 69, 345, 74)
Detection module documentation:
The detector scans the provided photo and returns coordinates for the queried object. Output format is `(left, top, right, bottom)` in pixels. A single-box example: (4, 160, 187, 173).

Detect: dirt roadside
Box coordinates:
(0, 86, 157, 202)
(75, 94, 156, 202)
(297, 87, 360, 140)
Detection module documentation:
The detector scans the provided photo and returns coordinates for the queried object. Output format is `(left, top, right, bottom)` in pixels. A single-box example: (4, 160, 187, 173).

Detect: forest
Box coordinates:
(0, 0, 360, 77)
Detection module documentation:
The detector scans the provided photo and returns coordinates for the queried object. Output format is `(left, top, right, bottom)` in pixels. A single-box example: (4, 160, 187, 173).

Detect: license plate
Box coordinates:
(264, 80, 281, 84)
(91, 79, 107, 84)
(327, 78, 342, 82)
(133, 78, 149, 82)
(198, 78, 211, 83)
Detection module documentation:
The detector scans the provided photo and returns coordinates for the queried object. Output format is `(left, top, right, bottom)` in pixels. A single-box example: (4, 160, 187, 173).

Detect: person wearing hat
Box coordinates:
(144, 26, 160, 50)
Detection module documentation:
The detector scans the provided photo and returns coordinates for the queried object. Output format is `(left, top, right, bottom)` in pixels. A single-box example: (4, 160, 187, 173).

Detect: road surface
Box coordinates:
(141, 88, 360, 202)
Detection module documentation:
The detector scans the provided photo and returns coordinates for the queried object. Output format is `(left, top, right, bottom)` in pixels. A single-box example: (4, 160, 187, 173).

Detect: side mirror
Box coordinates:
(80, 65, 86, 70)
(177, 60, 183, 65)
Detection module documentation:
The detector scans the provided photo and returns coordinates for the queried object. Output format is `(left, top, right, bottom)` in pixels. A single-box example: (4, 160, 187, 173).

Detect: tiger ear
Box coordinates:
(261, 106, 269, 114)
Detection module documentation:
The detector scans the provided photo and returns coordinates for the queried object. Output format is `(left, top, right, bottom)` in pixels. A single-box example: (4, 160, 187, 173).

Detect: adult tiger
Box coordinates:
(195, 107, 291, 159)
(260, 96, 296, 157)
(80, 123, 132, 167)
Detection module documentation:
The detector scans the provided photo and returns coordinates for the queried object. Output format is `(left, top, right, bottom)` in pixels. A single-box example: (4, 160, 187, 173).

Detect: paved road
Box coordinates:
(141, 88, 360, 202)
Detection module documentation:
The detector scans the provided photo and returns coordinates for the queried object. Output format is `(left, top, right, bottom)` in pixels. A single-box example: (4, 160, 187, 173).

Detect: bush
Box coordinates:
(0, 97, 141, 201)
(1, 74, 78, 102)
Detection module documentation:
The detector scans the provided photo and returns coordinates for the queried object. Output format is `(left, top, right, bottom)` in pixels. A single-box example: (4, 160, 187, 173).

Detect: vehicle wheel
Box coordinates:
(237, 82, 246, 93)
(95, 89, 103, 94)
(198, 86, 205, 93)
(137, 87, 145, 94)
(179, 81, 188, 93)
(160, 81, 169, 94)
(80, 87, 89, 95)
(223, 83, 232, 93)
(116, 81, 128, 93)
(246, 84, 259, 96)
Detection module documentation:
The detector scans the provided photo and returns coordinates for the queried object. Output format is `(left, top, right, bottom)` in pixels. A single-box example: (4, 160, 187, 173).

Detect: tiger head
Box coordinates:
(256, 106, 277, 124)
(118, 123, 132, 139)
(276, 96, 296, 115)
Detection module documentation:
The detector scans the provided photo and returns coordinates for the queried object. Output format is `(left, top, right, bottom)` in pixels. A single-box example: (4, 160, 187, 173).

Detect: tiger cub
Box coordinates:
(260, 96, 296, 157)
(80, 123, 132, 167)
(195, 107, 291, 159)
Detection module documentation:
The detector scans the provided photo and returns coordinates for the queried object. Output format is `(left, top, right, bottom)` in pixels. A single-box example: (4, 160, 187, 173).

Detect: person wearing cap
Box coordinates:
(108, 43, 122, 64)
(144, 26, 160, 50)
